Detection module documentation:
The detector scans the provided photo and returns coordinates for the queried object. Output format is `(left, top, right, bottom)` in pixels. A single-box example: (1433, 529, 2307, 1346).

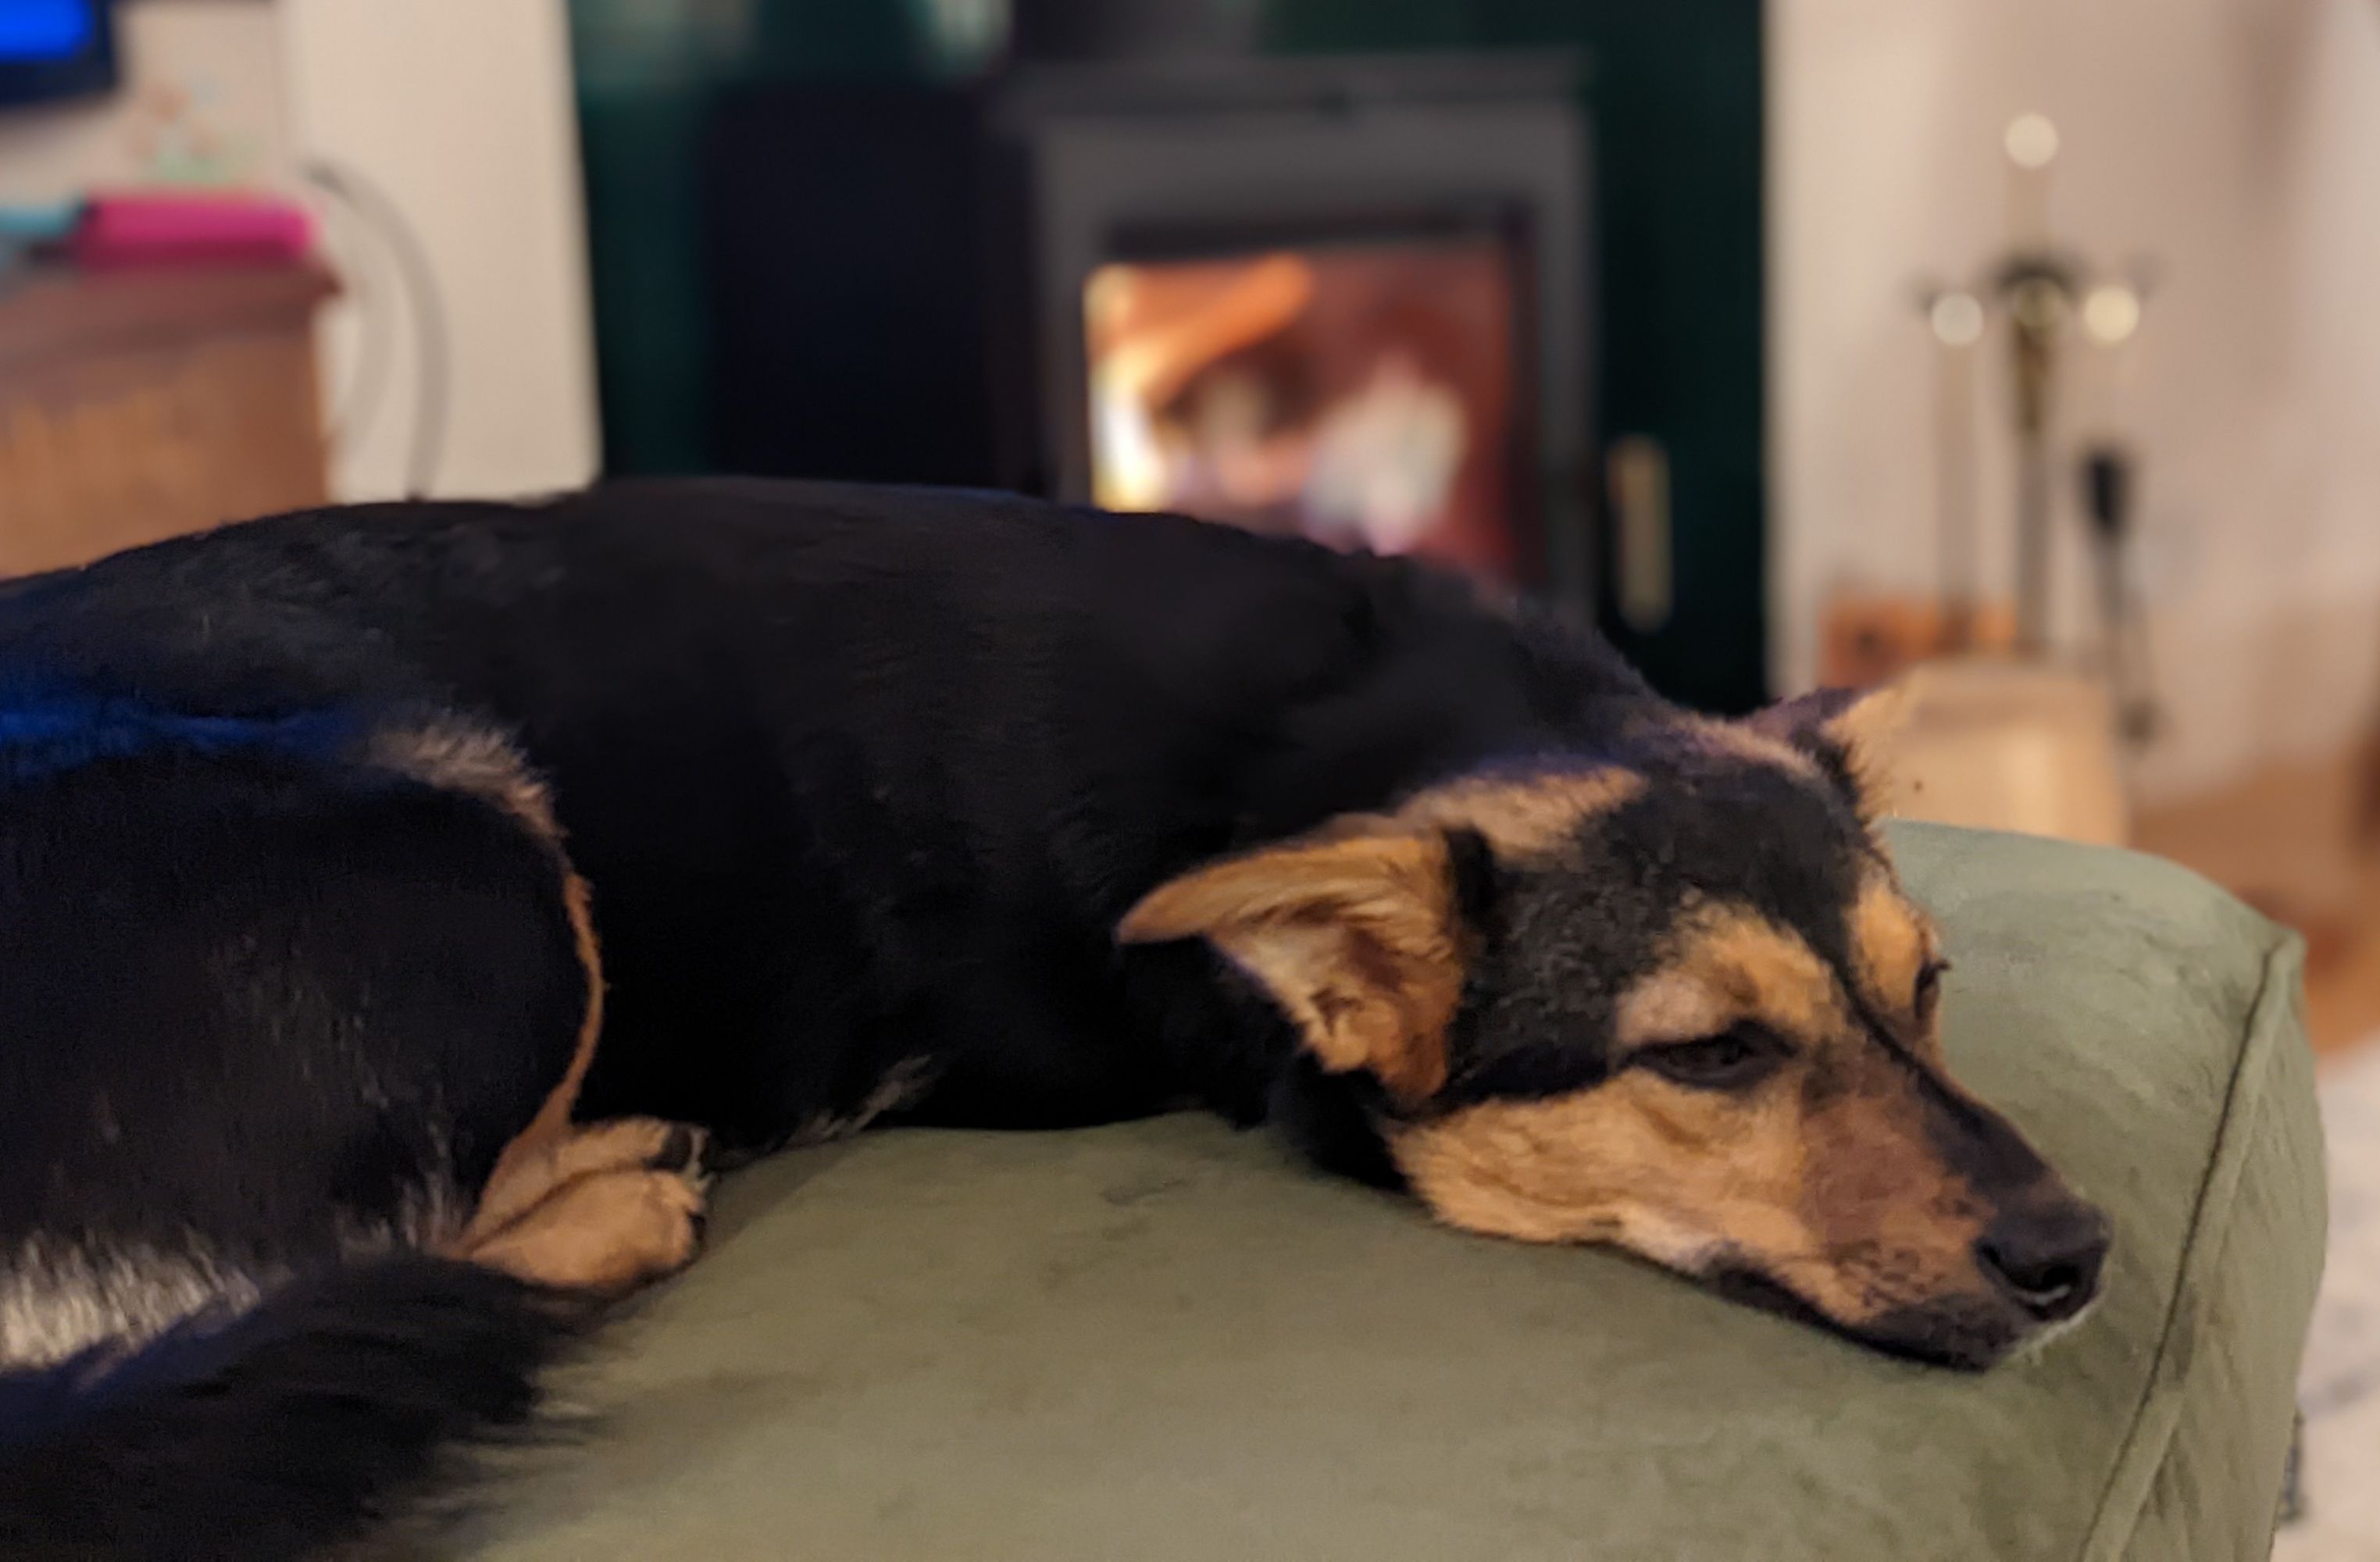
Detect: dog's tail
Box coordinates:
(0, 1254, 593, 1561)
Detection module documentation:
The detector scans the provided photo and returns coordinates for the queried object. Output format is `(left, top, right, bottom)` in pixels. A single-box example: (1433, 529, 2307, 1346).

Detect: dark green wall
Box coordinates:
(566, 0, 1766, 709)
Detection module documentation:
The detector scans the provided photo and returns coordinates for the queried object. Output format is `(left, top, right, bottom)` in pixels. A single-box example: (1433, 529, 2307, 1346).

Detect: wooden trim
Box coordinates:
(0, 262, 338, 377)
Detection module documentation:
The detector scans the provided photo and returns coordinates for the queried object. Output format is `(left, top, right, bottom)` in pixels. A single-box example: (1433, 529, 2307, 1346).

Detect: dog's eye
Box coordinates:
(1914, 958, 1950, 1018)
(1638, 1027, 1779, 1091)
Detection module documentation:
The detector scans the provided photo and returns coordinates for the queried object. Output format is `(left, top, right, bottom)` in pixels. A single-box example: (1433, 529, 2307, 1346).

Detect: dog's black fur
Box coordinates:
(0, 480, 2107, 1557)
(0, 700, 609, 1559)
(0, 481, 1650, 1148)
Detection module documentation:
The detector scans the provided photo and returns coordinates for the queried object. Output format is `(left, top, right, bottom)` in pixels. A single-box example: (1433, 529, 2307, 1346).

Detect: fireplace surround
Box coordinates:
(701, 51, 1594, 613)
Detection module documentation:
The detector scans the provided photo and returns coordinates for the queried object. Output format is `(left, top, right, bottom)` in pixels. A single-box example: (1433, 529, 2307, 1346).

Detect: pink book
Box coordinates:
(69, 193, 314, 269)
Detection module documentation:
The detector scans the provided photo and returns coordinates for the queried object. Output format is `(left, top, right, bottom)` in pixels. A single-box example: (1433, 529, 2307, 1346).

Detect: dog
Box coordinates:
(0, 478, 2109, 1557)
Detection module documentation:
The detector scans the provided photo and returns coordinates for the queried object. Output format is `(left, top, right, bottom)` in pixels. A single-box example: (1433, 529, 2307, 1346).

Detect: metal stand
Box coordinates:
(1913, 114, 2160, 747)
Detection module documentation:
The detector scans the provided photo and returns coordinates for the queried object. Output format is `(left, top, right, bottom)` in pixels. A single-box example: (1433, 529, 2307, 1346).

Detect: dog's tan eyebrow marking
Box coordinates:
(1614, 968, 1734, 1049)
(1850, 877, 1936, 1018)
(1618, 904, 1840, 1048)
(1392, 769, 1645, 858)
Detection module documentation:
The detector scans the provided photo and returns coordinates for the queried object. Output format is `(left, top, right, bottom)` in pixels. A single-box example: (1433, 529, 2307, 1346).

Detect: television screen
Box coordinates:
(0, 0, 113, 108)
(0, 0, 97, 60)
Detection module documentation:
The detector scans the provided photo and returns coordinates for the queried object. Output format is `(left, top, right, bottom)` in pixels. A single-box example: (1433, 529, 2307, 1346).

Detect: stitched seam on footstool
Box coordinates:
(2075, 933, 2307, 1562)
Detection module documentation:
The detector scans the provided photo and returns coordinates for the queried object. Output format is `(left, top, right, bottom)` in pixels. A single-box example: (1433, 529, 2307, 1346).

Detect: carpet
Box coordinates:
(2275, 1044, 2380, 1562)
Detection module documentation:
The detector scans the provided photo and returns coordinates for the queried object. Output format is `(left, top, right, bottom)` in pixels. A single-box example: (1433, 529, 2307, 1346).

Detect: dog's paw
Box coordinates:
(469, 1116, 715, 1243)
(466, 1162, 711, 1292)
(598, 1163, 710, 1281)
(551, 1114, 708, 1180)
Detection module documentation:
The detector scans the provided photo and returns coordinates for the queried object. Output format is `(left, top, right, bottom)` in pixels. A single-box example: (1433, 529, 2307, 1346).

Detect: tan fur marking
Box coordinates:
(461, 1166, 707, 1293)
(1850, 876, 1938, 1028)
(1393, 1081, 1816, 1270)
(1392, 769, 1645, 858)
(524, 869, 607, 1140)
(363, 717, 735, 1300)
(459, 1116, 698, 1249)
(1633, 904, 1841, 1044)
(1827, 740, 1900, 827)
(365, 719, 562, 844)
(1119, 833, 1460, 1100)
(1396, 895, 2006, 1332)
(1612, 969, 1734, 1050)
(1818, 679, 1916, 760)
(1740, 682, 1914, 822)
(1394, 1054, 1989, 1328)
(466, 868, 612, 1221)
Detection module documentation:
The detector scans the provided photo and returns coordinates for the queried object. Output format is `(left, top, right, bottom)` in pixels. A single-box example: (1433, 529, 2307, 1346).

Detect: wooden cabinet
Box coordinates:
(0, 262, 335, 577)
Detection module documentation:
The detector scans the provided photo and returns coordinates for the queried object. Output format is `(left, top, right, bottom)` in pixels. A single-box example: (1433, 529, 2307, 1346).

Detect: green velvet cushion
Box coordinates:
(464, 824, 2325, 1560)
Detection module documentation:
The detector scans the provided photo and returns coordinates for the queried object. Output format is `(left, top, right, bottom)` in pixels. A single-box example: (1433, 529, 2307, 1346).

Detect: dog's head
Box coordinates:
(1119, 686, 2109, 1369)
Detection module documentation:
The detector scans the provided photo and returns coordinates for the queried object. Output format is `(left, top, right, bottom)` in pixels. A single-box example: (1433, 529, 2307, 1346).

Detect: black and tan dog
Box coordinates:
(0, 480, 2107, 1557)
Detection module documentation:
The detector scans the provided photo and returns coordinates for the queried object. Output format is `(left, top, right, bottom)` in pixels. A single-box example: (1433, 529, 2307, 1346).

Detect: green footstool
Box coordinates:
(464, 823, 2325, 1560)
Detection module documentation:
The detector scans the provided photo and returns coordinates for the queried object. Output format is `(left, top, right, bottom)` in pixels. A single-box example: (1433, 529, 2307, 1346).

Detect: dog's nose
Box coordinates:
(1976, 1197, 2111, 1321)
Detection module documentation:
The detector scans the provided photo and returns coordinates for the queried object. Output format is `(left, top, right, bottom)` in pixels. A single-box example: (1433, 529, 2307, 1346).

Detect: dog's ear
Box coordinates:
(1744, 680, 1914, 821)
(1117, 828, 1462, 1102)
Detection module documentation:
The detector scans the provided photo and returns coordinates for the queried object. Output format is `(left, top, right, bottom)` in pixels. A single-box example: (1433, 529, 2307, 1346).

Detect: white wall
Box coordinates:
(278, 0, 601, 502)
(1772, 0, 2380, 800)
